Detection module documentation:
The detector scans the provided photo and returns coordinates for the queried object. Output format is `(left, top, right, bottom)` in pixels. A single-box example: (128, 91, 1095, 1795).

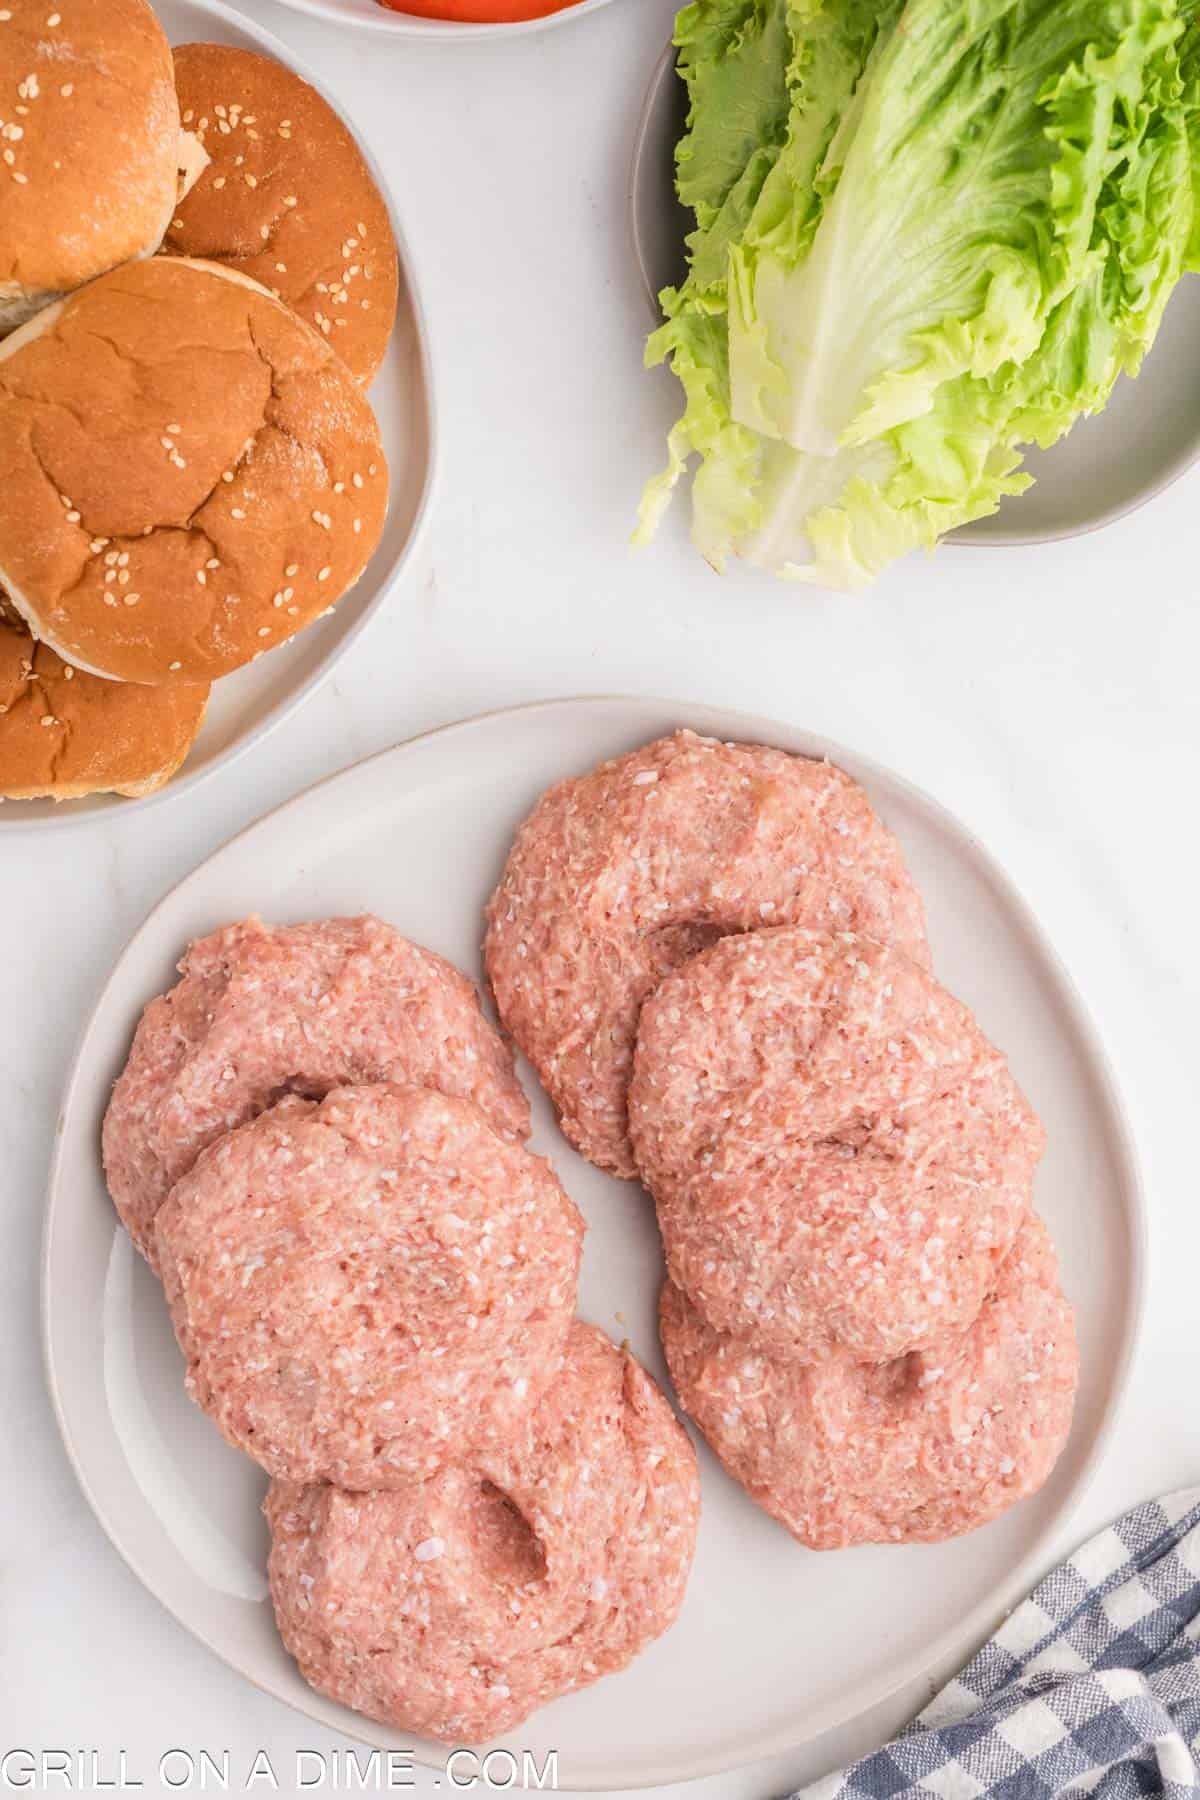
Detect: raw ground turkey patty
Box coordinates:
(485, 730, 930, 1180)
(265, 1323, 700, 1742)
(630, 927, 1043, 1362)
(103, 915, 530, 1265)
(156, 1083, 583, 1487)
(661, 1216, 1078, 1549)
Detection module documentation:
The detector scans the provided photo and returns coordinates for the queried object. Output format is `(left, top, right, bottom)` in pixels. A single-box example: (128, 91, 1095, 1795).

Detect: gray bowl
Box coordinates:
(630, 44, 1200, 547)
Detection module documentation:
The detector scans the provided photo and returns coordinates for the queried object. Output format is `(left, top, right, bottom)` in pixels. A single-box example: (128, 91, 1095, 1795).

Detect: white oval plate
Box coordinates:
(631, 43, 1200, 549)
(0, 0, 436, 833)
(44, 696, 1144, 1791)
(259, 0, 620, 41)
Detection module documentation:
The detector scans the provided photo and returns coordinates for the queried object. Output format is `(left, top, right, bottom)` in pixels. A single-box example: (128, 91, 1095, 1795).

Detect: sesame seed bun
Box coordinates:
(0, 255, 389, 686)
(164, 45, 399, 386)
(0, 620, 208, 800)
(0, 0, 183, 334)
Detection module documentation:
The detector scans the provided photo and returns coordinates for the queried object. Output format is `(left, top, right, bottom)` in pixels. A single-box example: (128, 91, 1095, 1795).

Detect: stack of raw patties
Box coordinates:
(0, 2, 399, 802)
(103, 916, 699, 1742)
(486, 730, 1080, 1551)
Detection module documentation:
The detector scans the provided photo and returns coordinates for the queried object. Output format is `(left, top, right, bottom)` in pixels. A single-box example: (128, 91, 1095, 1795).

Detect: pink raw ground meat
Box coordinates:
(103, 915, 530, 1266)
(661, 1216, 1077, 1550)
(265, 1323, 700, 1743)
(156, 1084, 583, 1487)
(631, 928, 1042, 1362)
(485, 731, 929, 1180)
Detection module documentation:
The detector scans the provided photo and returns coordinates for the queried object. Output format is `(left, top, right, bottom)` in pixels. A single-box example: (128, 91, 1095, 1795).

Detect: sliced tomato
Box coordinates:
(378, 0, 579, 18)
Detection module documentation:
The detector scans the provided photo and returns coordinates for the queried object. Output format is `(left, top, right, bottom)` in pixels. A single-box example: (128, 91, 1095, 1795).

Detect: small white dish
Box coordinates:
(44, 695, 1143, 1791)
(631, 44, 1200, 548)
(257, 0, 622, 42)
(0, 0, 436, 832)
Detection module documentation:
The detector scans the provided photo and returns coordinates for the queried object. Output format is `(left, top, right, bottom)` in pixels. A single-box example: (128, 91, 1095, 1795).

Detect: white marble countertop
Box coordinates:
(5, 0, 1200, 1791)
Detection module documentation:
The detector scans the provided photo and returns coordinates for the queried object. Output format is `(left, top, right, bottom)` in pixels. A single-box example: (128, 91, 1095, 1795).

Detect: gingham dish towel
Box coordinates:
(794, 1489, 1200, 1800)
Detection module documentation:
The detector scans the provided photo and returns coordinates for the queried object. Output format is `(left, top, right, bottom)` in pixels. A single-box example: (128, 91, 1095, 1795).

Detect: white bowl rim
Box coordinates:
(250, 0, 622, 42)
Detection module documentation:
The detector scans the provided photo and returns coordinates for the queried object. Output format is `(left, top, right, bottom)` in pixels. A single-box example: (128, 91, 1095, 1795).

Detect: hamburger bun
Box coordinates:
(165, 44, 399, 386)
(0, 0, 184, 334)
(0, 256, 389, 685)
(0, 621, 208, 800)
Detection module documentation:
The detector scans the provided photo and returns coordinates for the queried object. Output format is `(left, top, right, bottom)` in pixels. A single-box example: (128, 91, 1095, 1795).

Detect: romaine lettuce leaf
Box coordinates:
(728, 0, 900, 426)
(728, 0, 1186, 455)
(1177, 0, 1200, 266)
(639, 0, 1193, 590)
(640, 0, 889, 562)
(674, 0, 795, 294)
(743, 25, 1192, 587)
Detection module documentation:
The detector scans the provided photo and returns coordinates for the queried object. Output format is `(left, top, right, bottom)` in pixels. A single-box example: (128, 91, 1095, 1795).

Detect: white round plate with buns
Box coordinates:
(262, 0, 622, 41)
(43, 696, 1143, 1789)
(0, 0, 435, 831)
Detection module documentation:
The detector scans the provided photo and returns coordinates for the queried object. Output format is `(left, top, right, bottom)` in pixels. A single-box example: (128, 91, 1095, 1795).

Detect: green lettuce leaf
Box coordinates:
(639, 0, 889, 561)
(728, 0, 1186, 455)
(741, 23, 1193, 587)
(638, 296, 766, 568)
(674, 0, 795, 295)
(639, 0, 1192, 589)
(727, 0, 901, 431)
(1177, 0, 1200, 266)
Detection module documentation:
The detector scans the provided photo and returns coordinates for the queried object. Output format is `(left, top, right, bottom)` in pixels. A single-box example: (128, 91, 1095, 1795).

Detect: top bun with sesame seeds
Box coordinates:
(0, 0, 185, 335)
(164, 45, 399, 386)
(0, 255, 389, 686)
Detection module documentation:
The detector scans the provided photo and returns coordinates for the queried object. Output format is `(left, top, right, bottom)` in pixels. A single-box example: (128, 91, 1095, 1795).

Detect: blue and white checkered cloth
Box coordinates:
(795, 1489, 1200, 1800)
